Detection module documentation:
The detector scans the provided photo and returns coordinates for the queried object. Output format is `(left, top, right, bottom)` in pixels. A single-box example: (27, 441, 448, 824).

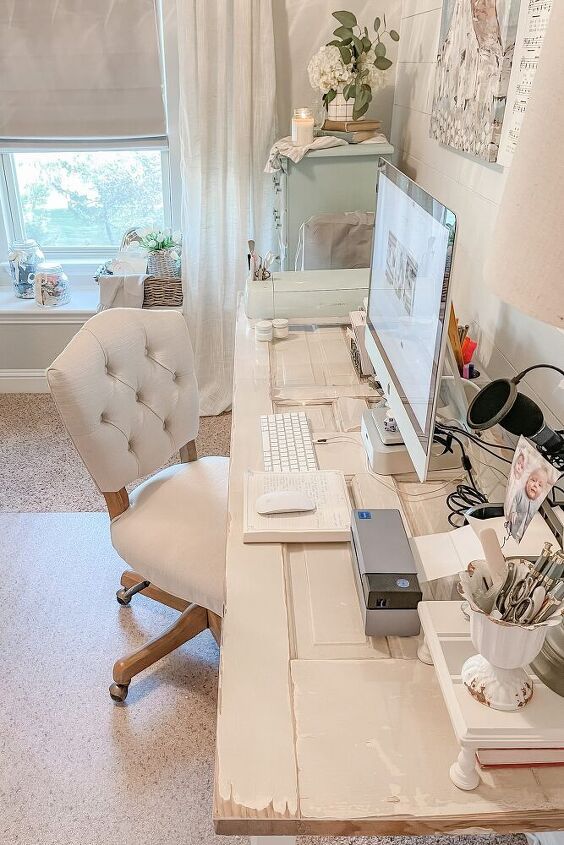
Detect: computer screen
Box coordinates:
(366, 161, 457, 481)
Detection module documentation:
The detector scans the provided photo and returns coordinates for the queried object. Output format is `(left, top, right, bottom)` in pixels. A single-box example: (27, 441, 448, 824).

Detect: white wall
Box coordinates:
(391, 0, 564, 428)
(273, 0, 402, 138)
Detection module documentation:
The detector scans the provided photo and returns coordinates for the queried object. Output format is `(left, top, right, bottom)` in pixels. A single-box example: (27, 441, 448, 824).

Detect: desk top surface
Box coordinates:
(214, 304, 564, 836)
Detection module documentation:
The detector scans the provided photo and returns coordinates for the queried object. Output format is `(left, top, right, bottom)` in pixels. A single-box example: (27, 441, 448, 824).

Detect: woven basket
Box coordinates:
(143, 275, 183, 308)
(146, 248, 180, 278)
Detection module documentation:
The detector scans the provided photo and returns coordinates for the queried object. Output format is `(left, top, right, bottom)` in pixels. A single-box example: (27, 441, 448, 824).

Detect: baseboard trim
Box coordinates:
(0, 369, 48, 392)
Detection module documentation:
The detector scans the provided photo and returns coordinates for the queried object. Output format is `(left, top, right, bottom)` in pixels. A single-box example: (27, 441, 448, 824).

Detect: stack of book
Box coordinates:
(476, 748, 564, 769)
(318, 118, 382, 144)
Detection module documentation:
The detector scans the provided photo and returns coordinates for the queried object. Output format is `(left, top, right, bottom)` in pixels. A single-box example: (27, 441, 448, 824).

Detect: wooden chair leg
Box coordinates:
(110, 603, 208, 702)
(207, 610, 222, 646)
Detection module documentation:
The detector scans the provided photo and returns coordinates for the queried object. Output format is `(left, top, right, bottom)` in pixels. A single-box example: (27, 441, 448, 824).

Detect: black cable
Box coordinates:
(514, 364, 564, 384)
(548, 483, 564, 508)
(437, 423, 515, 464)
(433, 426, 489, 526)
(445, 484, 488, 528)
(438, 422, 515, 452)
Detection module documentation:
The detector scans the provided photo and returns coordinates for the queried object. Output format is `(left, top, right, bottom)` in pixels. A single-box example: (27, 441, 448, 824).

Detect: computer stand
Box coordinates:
(361, 344, 475, 477)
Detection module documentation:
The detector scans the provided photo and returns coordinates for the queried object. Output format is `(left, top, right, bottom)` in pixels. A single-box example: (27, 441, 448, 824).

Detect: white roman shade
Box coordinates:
(0, 0, 166, 143)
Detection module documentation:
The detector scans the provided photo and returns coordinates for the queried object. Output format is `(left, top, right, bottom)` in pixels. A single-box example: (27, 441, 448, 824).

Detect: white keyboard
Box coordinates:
(260, 412, 318, 472)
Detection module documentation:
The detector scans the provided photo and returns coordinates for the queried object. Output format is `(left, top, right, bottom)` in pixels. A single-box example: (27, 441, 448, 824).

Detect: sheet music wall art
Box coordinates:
(430, 0, 521, 163)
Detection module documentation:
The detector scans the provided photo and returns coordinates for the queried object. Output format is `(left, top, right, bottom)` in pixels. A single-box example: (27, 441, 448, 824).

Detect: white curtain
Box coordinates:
(177, 0, 277, 415)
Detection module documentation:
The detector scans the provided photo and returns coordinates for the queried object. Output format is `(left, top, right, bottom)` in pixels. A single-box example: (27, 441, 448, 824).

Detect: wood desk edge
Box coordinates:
(214, 808, 564, 837)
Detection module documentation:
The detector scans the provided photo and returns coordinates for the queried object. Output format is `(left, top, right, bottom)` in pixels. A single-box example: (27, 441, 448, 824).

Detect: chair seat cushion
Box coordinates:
(110, 457, 229, 616)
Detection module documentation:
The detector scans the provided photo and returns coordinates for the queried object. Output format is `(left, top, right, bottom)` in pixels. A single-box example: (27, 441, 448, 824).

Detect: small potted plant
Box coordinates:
(308, 10, 399, 122)
(137, 228, 182, 279)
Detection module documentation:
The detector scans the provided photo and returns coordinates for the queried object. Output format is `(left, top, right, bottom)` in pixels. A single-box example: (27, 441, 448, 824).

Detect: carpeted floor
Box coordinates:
(0, 394, 527, 845)
(0, 393, 231, 511)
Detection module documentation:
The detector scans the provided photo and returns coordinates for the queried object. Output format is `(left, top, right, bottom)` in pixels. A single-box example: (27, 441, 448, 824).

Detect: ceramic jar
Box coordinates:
(327, 86, 354, 122)
(8, 239, 45, 299)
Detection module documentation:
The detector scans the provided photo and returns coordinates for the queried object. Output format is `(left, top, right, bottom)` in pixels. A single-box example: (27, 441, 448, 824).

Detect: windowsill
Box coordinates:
(0, 285, 98, 323)
(0, 284, 183, 323)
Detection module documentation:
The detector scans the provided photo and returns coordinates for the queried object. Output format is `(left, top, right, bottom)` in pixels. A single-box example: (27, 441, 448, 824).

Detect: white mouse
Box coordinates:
(256, 491, 316, 515)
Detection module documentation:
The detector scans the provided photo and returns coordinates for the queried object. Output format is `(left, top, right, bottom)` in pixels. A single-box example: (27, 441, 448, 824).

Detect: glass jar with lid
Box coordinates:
(8, 239, 45, 298)
(33, 262, 71, 307)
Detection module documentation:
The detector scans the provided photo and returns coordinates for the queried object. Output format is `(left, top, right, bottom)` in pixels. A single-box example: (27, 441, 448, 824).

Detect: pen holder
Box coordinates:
(462, 607, 557, 710)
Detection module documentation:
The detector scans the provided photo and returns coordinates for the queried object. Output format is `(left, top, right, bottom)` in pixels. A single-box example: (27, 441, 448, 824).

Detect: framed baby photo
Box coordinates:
(504, 436, 561, 542)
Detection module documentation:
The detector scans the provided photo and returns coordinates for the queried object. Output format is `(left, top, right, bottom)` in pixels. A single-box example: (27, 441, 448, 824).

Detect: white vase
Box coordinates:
(327, 86, 354, 122)
(462, 608, 550, 711)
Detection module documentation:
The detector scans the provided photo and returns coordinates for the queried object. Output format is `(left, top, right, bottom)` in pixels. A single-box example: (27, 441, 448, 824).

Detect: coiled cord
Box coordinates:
(434, 424, 489, 527)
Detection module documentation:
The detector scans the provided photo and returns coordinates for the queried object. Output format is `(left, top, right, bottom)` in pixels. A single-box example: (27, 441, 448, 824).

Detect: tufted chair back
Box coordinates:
(47, 309, 199, 493)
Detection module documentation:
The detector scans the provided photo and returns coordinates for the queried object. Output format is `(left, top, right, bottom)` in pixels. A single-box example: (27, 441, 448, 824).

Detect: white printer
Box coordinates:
(244, 269, 369, 323)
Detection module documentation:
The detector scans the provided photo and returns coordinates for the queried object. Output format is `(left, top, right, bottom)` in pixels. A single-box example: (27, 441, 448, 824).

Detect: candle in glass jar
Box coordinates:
(291, 107, 314, 146)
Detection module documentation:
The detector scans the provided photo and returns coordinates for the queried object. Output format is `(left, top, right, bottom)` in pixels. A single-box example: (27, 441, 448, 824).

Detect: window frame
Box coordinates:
(0, 144, 173, 271)
(0, 0, 180, 290)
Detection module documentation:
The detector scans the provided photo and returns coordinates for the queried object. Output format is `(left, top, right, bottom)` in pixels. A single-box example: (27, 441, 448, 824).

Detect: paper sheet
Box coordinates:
(411, 513, 560, 583)
(244, 470, 351, 542)
(498, 0, 554, 167)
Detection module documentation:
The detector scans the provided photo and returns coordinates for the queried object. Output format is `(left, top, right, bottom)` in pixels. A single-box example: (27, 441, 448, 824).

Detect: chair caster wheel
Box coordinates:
(116, 588, 132, 606)
(109, 682, 129, 702)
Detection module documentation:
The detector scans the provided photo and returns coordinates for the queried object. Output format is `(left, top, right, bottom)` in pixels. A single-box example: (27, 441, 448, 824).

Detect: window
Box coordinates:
(1, 148, 170, 260)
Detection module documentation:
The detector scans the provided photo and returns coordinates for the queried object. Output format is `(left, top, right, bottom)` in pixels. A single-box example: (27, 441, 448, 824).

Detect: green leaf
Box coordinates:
(390, 29, 400, 41)
(354, 84, 369, 110)
(362, 35, 372, 50)
(342, 81, 355, 100)
(327, 39, 342, 46)
(333, 25, 353, 39)
(353, 101, 369, 120)
(341, 36, 353, 44)
(374, 41, 386, 57)
(325, 89, 337, 104)
(332, 10, 357, 28)
(375, 55, 393, 70)
(352, 34, 364, 54)
(364, 26, 369, 37)
(373, 16, 381, 32)
(338, 44, 352, 64)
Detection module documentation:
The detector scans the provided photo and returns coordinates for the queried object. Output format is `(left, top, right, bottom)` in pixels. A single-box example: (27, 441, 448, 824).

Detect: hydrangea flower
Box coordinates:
(307, 45, 354, 94)
(358, 49, 388, 92)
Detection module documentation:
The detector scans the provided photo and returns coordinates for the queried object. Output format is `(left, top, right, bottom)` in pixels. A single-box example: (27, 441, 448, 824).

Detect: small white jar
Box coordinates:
(291, 108, 314, 146)
(272, 318, 289, 339)
(255, 320, 273, 342)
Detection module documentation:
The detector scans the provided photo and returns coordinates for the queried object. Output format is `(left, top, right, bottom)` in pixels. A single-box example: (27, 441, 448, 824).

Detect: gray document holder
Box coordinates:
(351, 509, 422, 637)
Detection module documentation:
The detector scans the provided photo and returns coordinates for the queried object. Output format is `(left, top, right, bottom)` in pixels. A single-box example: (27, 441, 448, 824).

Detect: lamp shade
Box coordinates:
(484, 3, 564, 328)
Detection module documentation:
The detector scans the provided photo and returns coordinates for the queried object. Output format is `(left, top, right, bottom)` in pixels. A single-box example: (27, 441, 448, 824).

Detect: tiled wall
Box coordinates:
(391, 0, 564, 427)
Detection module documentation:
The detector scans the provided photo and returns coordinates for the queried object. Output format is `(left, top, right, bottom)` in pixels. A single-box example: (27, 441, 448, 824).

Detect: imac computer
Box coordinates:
(364, 161, 459, 482)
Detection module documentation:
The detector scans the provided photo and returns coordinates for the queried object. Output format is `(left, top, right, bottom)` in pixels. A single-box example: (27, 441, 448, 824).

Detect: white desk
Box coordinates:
(214, 304, 564, 840)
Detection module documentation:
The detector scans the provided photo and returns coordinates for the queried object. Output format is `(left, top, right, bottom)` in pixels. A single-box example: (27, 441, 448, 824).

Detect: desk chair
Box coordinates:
(47, 309, 228, 702)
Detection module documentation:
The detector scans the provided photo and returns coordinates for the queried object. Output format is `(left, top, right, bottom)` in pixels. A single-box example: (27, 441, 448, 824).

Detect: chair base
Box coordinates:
(111, 570, 222, 702)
